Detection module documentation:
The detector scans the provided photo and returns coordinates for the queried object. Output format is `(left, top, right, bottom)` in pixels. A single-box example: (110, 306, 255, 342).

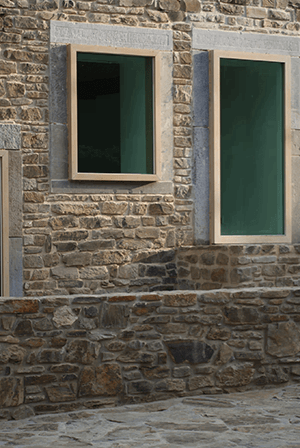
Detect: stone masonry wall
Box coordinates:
(22, 244, 300, 295)
(1, 0, 300, 295)
(1, 287, 300, 419)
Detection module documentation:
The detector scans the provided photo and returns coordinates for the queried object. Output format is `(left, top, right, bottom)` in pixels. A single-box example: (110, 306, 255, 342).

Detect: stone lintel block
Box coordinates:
(50, 21, 172, 51)
(192, 28, 300, 56)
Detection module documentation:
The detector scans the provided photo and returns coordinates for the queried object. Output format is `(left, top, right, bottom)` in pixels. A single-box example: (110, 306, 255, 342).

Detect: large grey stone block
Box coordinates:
(192, 28, 300, 56)
(292, 57, 300, 130)
(50, 21, 172, 51)
(193, 51, 209, 127)
(192, 126, 209, 244)
(9, 237, 23, 297)
(50, 123, 68, 180)
(160, 52, 173, 182)
(292, 155, 300, 243)
(51, 180, 173, 194)
(9, 151, 22, 238)
(50, 45, 67, 125)
(0, 125, 21, 150)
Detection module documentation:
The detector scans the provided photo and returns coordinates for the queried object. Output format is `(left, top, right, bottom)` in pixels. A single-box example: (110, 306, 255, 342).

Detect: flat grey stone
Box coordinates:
(9, 237, 22, 297)
(1, 385, 300, 447)
(192, 126, 209, 244)
(0, 124, 21, 150)
(192, 28, 300, 56)
(193, 51, 209, 128)
(9, 150, 22, 238)
(291, 57, 300, 130)
(50, 123, 68, 180)
(292, 155, 300, 243)
(50, 21, 172, 51)
(51, 180, 173, 194)
(50, 45, 67, 125)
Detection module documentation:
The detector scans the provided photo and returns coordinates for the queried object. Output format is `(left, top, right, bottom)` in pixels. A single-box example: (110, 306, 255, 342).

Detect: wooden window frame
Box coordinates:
(209, 50, 291, 244)
(67, 43, 161, 182)
(0, 151, 9, 296)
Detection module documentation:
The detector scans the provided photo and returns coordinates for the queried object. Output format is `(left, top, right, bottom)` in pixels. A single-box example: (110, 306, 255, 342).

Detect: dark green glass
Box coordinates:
(77, 52, 153, 174)
(220, 58, 284, 235)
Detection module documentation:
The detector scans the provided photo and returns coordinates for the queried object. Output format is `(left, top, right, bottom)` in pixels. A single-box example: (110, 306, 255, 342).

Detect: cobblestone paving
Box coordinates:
(1, 385, 300, 447)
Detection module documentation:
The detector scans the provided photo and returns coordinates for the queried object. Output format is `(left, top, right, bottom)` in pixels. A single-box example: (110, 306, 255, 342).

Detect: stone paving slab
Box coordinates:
(1, 385, 300, 447)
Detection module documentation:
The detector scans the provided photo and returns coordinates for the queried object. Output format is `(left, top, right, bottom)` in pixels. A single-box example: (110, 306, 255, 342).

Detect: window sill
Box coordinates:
(70, 173, 159, 182)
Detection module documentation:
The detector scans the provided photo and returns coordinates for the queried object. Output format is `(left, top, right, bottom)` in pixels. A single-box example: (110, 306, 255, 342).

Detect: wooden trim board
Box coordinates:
(67, 44, 161, 182)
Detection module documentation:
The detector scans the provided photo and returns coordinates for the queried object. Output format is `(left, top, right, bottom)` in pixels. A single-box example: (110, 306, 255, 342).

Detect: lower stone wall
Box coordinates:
(176, 244, 300, 290)
(24, 244, 300, 296)
(1, 287, 300, 419)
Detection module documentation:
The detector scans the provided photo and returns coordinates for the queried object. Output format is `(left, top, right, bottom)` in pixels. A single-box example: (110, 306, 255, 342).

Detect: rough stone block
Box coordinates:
(100, 303, 129, 329)
(216, 363, 254, 387)
(45, 384, 76, 402)
(79, 364, 123, 396)
(267, 321, 300, 357)
(53, 306, 78, 327)
(188, 376, 214, 390)
(164, 293, 196, 307)
(166, 340, 214, 364)
(65, 339, 100, 364)
(0, 378, 23, 407)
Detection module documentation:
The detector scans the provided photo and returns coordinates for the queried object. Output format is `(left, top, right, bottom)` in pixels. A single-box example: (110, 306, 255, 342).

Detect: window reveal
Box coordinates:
(68, 45, 160, 182)
(210, 51, 291, 244)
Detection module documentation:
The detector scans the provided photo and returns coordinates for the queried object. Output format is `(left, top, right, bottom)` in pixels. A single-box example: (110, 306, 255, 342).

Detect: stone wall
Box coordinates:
(22, 244, 300, 295)
(1, 287, 300, 419)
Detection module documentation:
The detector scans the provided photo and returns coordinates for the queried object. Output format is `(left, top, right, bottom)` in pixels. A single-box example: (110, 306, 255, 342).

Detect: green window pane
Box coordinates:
(77, 52, 154, 174)
(220, 58, 284, 235)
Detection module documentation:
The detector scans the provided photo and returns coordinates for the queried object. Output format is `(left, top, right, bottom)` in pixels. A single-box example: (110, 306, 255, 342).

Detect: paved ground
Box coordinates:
(1, 385, 300, 447)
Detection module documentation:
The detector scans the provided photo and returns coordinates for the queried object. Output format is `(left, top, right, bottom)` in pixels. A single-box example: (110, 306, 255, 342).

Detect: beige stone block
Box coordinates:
(269, 9, 290, 20)
(246, 6, 268, 18)
(0, 60, 16, 75)
(183, 0, 200, 12)
(159, 0, 180, 11)
(51, 203, 99, 216)
(51, 266, 78, 279)
(102, 202, 128, 215)
(136, 227, 160, 239)
(79, 266, 109, 279)
(21, 107, 42, 121)
(262, 0, 274, 6)
(147, 9, 168, 21)
(53, 306, 78, 328)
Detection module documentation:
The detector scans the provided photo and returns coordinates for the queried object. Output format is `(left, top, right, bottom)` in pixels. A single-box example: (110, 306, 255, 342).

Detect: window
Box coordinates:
(209, 51, 291, 244)
(0, 151, 9, 296)
(67, 44, 161, 181)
